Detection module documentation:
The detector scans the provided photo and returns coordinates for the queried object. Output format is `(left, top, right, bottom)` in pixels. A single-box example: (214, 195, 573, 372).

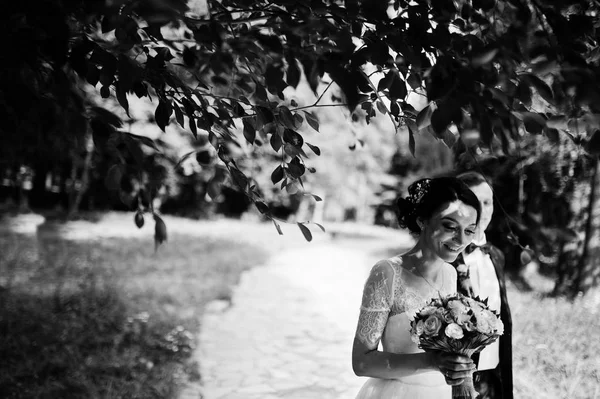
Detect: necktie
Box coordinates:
(452, 242, 488, 297)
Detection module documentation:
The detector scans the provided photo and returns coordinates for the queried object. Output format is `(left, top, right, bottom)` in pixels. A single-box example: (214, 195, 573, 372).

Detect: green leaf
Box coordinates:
(520, 74, 554, 105)
(287, 159, 305, 178)
(254, 84, 268, 102)
(516, 82, 532, 107)
(286, 56, 301, 88)
(272, 219, 283, 235)
(124, 136, 144, 167)
(283, 142, 306, 158)
(304, 193, 322, 201)
(207, 179, 222, 200)
(189, 116, 198, 137)
(297, 223, 313, 242)
(271, 165, 284, 184)
(283, 129, 304, 147)
(304, 111, 319, 132)
(101, 14, 119, 33)
(270, 132, 282, 152)
(567, 118, 586, 134)
(174, 150, 196, 170)
(306, 142, 321, 156)
(407, 73, 421, 90)
(154, 214, 168, 251)
(389, 74, 408, 100)
(133, 81, 147, 98)
(155, 47, 174, 62)
(430, 107, 453, 134)
(174, 104, 185, 127)
(255, 201, 270, 214)
(471, 48, 499, 67)
(256, 106, 274, 129)
(294, 112, 303, 127)
(155, 100, 173, 132)
(585, 130, 600, 155)
(377, 71, 395, 92)
(440, 129, 457, 148)
(416, 105, 432, 130)
(532, 59, 558, 76)
(544, 127, 560, 143)
(520, 248, 533, 265)
(100, 85, 110, 98)
(104, 164, 123, 191)
(230, 167, 249, 190)
(243, 119, 256, 144)
(86, 66, 100, 87)
(409, 128, 416, 157)
(278, 106, 296, 129)
(123, 132, 160, 151)
(196, 150, 211, 165)
(314, 222, 326, 232)
(285, 181, 300, 194)
(520, 112, 547, 134)
(390, 101, 400, 117)
(232, 101, 246, 118)
(134, 211, 144, 228)
(546, 115, 568, 130)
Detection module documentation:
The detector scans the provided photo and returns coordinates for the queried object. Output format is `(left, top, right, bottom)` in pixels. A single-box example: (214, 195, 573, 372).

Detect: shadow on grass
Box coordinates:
(0, 230, 269, 398)
(0, 287, 190, 399)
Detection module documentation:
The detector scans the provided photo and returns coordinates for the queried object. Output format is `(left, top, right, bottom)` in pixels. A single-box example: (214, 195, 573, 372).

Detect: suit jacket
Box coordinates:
(486, 244, 514, 399)
(454, 243, 514, 399)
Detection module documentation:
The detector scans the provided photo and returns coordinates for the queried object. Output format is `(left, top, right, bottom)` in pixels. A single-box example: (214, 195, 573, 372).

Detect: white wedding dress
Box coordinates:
(355, 256, 457, 399)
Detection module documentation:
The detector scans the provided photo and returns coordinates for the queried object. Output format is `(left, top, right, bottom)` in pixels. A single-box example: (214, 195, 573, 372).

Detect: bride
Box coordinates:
(353, 177, 481, 399)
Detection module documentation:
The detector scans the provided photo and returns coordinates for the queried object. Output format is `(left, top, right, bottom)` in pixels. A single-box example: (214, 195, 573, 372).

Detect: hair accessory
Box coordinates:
(408, 178, 431, 207)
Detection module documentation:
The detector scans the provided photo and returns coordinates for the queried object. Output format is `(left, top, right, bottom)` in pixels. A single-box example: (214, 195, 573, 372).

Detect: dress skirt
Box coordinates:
(355, 371, 451, 399)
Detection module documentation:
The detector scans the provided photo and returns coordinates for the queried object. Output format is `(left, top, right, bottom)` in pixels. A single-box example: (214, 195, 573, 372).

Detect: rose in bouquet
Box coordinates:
(410, 292, 504, 399)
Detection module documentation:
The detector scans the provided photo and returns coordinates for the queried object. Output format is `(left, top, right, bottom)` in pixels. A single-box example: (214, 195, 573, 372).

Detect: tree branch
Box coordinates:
(290, 102, 349, 112)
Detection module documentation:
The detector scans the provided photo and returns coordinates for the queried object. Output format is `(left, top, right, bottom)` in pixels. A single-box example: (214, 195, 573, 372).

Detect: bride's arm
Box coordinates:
(352, 337, 436, 379)
(351, 261, 473, 382)
(351, 261, 436, 379)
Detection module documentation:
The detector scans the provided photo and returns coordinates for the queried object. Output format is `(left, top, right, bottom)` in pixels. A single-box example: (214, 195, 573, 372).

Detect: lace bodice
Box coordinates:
(355, 257, 457, 352)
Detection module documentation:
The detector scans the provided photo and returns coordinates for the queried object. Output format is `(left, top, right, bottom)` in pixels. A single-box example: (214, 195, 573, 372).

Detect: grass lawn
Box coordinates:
(0, 229, 269, 398)
(510, 283, 600, 399)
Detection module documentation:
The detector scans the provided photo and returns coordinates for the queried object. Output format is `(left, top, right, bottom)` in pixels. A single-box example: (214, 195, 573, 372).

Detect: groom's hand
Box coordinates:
(433, 353, 475, 386)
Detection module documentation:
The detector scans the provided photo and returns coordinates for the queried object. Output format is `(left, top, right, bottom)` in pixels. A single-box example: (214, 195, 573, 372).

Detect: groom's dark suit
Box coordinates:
(454, 243, 513, 399)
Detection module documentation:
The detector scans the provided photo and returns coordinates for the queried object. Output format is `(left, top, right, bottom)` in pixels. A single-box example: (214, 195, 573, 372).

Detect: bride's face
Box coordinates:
(419, 200, 478, 262)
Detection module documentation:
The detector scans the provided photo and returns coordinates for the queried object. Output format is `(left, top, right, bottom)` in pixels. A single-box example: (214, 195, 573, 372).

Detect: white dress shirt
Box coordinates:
(463, 236, 501, 370)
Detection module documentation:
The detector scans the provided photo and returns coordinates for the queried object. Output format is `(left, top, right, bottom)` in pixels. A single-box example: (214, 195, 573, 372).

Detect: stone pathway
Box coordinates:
(0, 212, 412, 399)
(183, 234, 412, 399)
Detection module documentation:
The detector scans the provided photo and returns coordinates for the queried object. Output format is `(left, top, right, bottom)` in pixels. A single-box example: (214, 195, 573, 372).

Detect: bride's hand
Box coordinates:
(432, 352, 475, 386)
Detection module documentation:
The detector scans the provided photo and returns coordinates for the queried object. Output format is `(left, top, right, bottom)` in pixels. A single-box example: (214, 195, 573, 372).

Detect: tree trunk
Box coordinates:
(553, 158, 600, 296)
(67, 133, 94, 219)
(575, 158, 600, 293)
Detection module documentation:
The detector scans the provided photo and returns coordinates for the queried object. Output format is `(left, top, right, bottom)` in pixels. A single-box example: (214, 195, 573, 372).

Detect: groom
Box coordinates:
(454, 172, 513, 399)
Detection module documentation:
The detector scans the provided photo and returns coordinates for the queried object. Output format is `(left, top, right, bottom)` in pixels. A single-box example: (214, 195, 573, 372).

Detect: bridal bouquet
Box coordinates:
(410, 293, 504, 399)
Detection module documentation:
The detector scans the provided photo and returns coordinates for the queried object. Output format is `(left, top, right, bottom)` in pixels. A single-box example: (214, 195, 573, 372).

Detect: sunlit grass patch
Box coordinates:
(0, 231, 268, 398)
(510, 283, 600, 399)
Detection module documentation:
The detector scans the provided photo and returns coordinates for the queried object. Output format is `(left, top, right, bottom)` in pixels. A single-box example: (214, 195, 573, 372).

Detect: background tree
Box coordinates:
(3, 0, 600, 294)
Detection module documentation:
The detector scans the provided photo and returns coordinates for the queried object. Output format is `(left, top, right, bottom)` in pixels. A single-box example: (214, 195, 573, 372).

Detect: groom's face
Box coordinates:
(468, 182, 494, 233)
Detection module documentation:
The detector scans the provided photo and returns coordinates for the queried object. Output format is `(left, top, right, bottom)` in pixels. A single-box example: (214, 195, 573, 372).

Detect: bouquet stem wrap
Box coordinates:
(450, 349, 478, 399)
(453, 372, 478, 399)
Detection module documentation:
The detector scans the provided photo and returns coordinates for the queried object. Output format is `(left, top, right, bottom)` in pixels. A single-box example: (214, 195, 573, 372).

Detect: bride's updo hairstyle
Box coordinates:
(396, 177, 481, 234)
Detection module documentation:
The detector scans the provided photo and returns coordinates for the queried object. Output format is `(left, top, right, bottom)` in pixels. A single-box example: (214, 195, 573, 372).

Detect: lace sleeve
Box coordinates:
(355, 261, 395, 349)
